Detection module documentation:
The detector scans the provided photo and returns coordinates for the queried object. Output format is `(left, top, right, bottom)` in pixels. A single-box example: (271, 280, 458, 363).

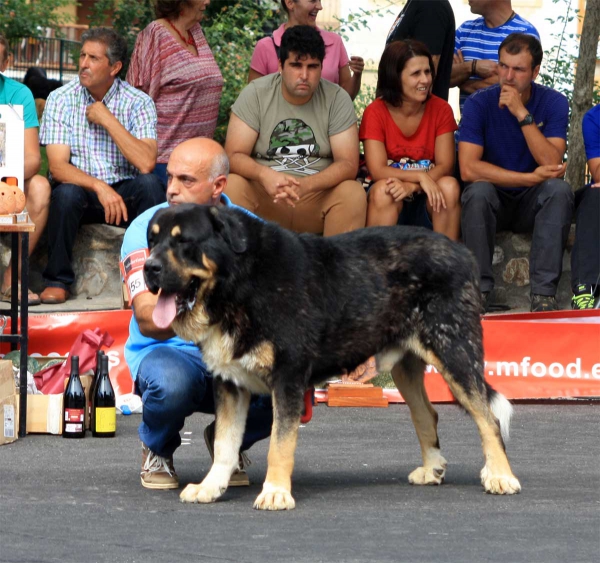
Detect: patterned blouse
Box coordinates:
(127, 21, 224, 164)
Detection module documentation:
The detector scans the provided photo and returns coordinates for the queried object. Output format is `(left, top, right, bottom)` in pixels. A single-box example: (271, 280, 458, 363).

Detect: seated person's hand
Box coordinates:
(349, 56, 365, 75)
(532, 163, 567, 183)
(418, 173, 447, 213)
(453, 50, 464, 64)
(474, 59, 498, 79)
(384, 178, 418, 203)
(86, 101, 113, 127)
(259, 168, 300, 201)
(96, 182, 129, 225)
(498, 84, 525, 115)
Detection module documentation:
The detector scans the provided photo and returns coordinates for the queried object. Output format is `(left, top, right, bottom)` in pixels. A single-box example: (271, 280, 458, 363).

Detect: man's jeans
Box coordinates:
(43, 174, 165, 289)
(461, 178, 574, 295)
(135, 346, 273, 458)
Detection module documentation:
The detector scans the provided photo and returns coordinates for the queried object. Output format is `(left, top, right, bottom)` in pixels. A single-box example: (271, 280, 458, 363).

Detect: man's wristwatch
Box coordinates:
(518, 113, 534, 127)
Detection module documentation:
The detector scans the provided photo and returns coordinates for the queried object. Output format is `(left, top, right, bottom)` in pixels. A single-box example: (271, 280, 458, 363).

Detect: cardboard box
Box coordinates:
(26, 373, 93, 435)
(0, 360, 18, 445)
(0, 357, 94, 436)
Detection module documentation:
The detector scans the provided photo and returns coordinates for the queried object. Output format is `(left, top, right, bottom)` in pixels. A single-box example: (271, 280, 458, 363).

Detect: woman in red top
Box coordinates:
(359, 40, 460, 240)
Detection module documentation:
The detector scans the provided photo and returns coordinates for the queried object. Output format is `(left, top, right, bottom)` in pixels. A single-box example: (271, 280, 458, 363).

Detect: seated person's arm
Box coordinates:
(523, 134, 565, 168)
(588, 157, 600, 185)
(430, 131, 455, 179)
(86, 102, 157, 174)
(132, 291, 176, 341)
(297, 124, 359, 195)
(247, 68, 264, 83)
(459, 141, 565, 188)
(46, 144, 129, 225)
(450, 50, 498, 89)
(24, 128, 41, 181)
(460, 76, 498, 94)
(338, 58, 363, 101)
(225, 113, 302, 198)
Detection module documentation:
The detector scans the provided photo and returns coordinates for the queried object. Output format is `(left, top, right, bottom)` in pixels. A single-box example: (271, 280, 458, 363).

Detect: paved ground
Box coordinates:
(1, 403, 598, 563)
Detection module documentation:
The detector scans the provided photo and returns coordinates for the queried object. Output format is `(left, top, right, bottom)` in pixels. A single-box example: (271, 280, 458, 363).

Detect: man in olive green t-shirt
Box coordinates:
(224, 25, 366, 236)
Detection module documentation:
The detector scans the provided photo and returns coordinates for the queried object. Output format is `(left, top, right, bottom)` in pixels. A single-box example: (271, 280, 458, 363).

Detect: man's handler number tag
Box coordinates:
(120, 248, 150, 305)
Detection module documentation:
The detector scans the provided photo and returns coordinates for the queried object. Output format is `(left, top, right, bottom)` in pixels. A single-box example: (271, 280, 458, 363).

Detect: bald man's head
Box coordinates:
(166, 138, 229, 206)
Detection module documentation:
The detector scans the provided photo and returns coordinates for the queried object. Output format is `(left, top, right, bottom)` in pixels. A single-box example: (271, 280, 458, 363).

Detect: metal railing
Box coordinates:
(4, 36, 81, 84)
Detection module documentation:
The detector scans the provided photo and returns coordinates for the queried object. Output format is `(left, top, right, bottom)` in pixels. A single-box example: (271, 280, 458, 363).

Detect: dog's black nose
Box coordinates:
(144, 258, 162, 276)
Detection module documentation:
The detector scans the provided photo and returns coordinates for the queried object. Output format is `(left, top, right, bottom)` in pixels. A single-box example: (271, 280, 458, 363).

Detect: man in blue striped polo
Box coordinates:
(450, 0, 539, 114)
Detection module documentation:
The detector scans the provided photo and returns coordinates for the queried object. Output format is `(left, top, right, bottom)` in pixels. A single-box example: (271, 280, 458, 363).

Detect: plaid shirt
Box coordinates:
(40, 78, 157, 184)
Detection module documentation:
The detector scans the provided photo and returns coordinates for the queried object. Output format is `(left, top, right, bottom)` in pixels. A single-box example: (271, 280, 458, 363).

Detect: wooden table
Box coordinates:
(0, 220, 35, 437)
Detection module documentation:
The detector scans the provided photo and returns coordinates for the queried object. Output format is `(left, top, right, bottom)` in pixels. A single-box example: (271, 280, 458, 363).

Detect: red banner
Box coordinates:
(0, 310, 135, 396)
(2, 309, 599, 402)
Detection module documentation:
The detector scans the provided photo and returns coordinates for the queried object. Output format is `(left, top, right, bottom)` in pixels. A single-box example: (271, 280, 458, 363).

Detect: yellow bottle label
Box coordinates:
(95, 407, 116, 433)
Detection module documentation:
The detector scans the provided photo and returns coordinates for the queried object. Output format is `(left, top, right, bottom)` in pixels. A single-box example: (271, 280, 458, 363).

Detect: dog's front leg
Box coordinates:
(180, 379, 250, 504)
(254, 383, 304, 511)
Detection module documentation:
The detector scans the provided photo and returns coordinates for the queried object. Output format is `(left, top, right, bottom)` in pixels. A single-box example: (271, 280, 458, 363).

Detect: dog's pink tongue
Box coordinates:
(152, 290, 177, 329)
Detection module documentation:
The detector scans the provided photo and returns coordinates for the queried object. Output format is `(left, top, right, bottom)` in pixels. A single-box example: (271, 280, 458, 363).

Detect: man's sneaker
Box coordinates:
(140, 443, 179, 490)
(204, 421, 251, 487)
(572, 284, 595, 310)
(530, 294, 559, 313)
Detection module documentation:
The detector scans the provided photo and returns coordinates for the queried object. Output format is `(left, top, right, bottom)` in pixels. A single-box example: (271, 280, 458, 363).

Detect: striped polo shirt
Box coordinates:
(455, 14, 540, 111)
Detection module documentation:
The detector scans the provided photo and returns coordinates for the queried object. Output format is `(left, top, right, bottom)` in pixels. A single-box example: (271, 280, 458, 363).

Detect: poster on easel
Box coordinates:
(0, 104, 24, 189)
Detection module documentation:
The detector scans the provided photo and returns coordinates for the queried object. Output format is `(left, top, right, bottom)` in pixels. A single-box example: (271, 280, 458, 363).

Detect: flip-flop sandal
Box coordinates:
(0, 285, 41, 306)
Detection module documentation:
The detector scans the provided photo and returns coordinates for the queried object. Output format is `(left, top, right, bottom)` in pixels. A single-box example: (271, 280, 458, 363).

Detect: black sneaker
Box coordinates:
(571, 284, 595, 310)
(530, 294, 559, 313)
(203, 421, 250, 487)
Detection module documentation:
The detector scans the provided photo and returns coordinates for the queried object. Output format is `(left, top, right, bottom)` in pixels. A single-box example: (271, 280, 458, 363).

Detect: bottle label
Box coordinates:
(95, 407, 116, 433)
(65, 408, 85, 423)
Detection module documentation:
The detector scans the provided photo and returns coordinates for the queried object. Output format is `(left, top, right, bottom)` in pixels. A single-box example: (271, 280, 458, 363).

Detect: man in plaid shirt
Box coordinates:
(39, 27, 165, 304)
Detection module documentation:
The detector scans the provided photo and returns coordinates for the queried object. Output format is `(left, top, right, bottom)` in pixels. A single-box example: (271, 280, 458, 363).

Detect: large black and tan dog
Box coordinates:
(144, 203, 521, 510)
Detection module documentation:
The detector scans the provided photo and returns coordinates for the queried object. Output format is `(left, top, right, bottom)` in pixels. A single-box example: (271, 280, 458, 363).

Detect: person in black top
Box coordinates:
(386, 0, 455, 101)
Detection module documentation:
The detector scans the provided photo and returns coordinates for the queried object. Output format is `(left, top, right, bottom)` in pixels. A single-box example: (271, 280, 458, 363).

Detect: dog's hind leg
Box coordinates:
(180, 379, 250, 504)
(391, 353, 448, 486)
(254, 384, 304, 511)
(425, 351, 521, 495)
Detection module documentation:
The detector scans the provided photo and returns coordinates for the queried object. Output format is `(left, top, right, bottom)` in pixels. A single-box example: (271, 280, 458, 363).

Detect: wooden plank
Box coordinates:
(327, 396, 389, 408)
(328, 385, 384, 399)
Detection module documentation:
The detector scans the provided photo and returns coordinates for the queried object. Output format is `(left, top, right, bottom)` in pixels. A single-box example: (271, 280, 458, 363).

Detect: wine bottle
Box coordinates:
(63, 356, 85, 439)
(92, 355, 116, 437)
(89, 350, 105, 432)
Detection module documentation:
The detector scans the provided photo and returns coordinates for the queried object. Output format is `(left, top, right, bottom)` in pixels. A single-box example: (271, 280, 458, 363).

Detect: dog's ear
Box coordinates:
(208, 206, 248, 254)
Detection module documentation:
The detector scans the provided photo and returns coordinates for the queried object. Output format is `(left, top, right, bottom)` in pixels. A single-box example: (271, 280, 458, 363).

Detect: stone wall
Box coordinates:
(0, 224, 126, 301)
(0, 224, 576, 311)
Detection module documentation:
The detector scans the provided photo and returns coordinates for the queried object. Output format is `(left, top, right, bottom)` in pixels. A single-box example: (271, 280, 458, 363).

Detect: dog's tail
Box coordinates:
(486, 383, 513, 442)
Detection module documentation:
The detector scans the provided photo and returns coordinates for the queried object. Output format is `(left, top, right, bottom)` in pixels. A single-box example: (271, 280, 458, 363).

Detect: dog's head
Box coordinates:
(144, 204, 248, 329)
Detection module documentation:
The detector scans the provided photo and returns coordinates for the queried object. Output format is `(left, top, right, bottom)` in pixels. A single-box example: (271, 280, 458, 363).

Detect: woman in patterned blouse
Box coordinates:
(127, 0, 224, 186)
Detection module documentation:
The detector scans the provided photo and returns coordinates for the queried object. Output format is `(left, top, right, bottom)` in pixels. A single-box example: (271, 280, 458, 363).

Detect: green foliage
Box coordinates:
(539, 0, 600, 106)
(0, 0, 75, 39)
(203, 2, 282, 142)
(87, 0, 154, 60)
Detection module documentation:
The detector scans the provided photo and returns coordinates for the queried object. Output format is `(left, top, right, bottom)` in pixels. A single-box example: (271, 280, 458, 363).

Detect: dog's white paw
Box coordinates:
(480, 465, 521, 495)
(180, 482, 225, 504)
(408, 452, 447, 486)
(253, 486, 295, 511)
(408, 464, 446, 486)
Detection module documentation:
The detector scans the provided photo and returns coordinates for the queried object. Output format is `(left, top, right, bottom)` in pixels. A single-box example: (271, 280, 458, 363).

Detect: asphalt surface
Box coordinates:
(1, 403, 598, 563)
